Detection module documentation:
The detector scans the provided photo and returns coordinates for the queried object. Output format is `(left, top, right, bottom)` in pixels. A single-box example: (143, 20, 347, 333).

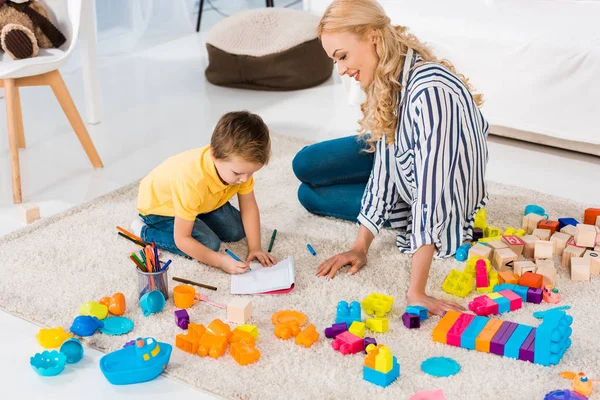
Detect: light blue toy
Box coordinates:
(455, 243, 471, 261)
(421, 356, 461, 377)
(336, 300, 361, 328)
(70, 316, 104, 336)
(140, 290, 166, 317)
(60, 338, 84, 364)
(363, 356, 400, 387)
(100, 337, 172, 385)
(30, 350, 67, 376)
(100, 317, 134, 336)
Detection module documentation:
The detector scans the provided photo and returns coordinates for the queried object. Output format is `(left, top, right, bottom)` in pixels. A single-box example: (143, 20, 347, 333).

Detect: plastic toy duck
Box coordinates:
(560, 371, 598, 397)
(543, 286, 561, 304)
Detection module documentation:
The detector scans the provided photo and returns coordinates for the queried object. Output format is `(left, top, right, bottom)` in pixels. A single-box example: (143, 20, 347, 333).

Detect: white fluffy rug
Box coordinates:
(1, 133, 599, 400)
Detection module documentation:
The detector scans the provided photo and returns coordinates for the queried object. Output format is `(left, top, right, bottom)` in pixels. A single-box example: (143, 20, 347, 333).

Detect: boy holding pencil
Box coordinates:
(131, 111, 276, 274)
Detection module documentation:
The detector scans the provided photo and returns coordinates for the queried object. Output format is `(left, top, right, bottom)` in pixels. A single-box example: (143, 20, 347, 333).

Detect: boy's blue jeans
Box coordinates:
(140, 202, 245, 257)
(293, 135, 391, 225)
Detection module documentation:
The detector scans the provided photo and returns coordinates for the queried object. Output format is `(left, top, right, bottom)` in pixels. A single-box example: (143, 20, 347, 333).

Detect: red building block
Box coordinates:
(584, 208, 600, 226)
(538, 220, 560, 236)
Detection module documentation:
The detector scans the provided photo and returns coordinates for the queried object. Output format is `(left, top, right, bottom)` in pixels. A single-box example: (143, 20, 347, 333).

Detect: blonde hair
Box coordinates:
(318, 0, 484, 151)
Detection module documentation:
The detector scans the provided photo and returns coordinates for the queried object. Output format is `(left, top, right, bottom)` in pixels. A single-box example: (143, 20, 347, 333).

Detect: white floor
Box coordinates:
(1, 1, 600, 398)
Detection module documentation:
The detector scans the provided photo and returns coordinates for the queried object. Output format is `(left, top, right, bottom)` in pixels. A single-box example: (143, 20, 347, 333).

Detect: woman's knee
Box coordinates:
(297, 183, 318, 213)
(292, 145, 313, 184)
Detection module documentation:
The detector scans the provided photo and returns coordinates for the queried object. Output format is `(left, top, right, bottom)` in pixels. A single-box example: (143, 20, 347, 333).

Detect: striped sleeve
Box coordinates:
(357, 137, 398, 236)
(410, 86, 461, 255)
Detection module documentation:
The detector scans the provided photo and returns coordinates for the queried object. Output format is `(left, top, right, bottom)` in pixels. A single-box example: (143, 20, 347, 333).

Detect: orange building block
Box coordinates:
(295, 324, 320, 348)
(206, 319, 232, 339)
(498, 271, 519, 285)
(518, 271, 544, 289)
(364, 344, 385, 369)
(432, 311, 461, 344)
(475, 319, 504, 353)
(230, 341, 260, 366)
(538, 220, 560, 236)
(274, 321, 301, 340)
(175, 323, 206, 354)
(584, 208, 600, 226)
(229, 329, 256, 347)
(198, 333, 228, 359)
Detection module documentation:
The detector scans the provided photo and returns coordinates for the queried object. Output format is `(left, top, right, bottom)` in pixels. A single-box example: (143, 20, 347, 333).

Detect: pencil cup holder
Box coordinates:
(137, 268, 169, 300)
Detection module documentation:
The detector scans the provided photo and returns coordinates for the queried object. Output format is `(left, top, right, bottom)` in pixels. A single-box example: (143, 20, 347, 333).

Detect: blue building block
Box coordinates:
(493, 283, 517, 293)
(504, 325, 533, 359)
(363, 356, 400, 388)
(460, 316, 489, 350)
(405, 306, 428, 321)
(512, 285, 530, 302)
(558, 218, 580, 230)
(534, 310, 573, 366)
(336, 301, 361, 328)
(493, 296, 511, 314)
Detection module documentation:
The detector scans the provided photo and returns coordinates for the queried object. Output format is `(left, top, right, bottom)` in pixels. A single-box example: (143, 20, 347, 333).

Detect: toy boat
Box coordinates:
(99, 337, 172, 385)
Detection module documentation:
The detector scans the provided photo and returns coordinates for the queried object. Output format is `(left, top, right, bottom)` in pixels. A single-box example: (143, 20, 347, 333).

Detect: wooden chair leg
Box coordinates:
(13, 86, 25, 149)
(4, 78, 23, 204)
(46, 70, 103, 169)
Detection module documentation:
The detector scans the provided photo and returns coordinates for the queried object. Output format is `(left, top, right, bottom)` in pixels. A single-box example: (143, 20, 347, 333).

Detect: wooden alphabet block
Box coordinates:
(570, 257, 591, 282)
(20, 202, 40, 224)
(525, 213, 547, 234)
(535, 259, 556, 286)
(493, 248, 518, 272)
(575, 224, 597, 248)
(562, 245, 586, 269)
(561, 225, 578, 237)
(513, 260, 537, 277)
(551, 232, 571, 256)
(468, 243, 492, 260)
(534, 240, 553, 260)
(486, 241, 509, 260)
(532, 229, 551, 241)
(520, 235, 539, 259)
(227, 298, 252, 324)
(502, 235, 524, 257)
(596, 215, 600, 228)
(583, 250, 600, 276)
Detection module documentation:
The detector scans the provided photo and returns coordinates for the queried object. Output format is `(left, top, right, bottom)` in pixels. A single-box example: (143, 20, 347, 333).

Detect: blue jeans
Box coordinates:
(140, 202, 245, 257)
(293, 135, 384, 223)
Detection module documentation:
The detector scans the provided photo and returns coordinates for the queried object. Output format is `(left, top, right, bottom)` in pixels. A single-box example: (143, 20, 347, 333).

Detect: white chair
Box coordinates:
(0, 0, 103, 204)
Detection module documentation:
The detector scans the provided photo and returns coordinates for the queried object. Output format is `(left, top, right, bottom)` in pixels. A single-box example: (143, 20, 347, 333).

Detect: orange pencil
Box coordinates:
(116, 226, 145, 246)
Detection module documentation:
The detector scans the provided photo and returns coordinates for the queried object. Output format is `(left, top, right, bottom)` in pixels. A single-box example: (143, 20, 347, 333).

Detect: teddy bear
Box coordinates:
(0, 0, 66, 60)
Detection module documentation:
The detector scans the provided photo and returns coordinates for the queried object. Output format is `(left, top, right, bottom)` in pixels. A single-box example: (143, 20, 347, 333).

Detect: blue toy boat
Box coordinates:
(99, 337, 172, 385)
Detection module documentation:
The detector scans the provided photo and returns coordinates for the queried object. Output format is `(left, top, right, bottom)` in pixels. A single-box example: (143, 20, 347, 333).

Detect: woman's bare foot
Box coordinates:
(407, 292, 466, 317)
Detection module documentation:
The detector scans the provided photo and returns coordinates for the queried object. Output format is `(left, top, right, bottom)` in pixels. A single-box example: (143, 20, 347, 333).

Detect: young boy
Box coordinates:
(131, 111, 275, 274)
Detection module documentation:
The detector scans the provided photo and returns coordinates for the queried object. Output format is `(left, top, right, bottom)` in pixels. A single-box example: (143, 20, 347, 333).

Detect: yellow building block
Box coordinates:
(236, 324, 258, 339)
(361, 293, 394, 317)
(478, 235, 504, 244)
(349, 321, 366, 338)
(474, 208, 487, 230)
(442, 269, 474, 298)
(485, 225, 501, 238)
(366, 318, 389, 333)
(375, 346, 393, 374)
(486, 292, 502, 300)
(432, 311, 461, 344)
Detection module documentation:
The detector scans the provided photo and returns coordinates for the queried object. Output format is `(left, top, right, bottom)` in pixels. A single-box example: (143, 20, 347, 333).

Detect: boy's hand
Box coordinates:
(219, 255, 250, 274)
(407, 292, 465, 317)
(246, 249, 276, 267)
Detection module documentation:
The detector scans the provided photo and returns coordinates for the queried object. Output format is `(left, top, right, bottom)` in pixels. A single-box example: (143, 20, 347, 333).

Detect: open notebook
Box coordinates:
(230, 256, 295, 295)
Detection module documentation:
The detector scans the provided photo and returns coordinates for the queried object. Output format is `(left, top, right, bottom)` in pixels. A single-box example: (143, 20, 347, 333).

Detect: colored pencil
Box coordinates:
(307, 243, 316, 256)
(130, 255, 146, 272)
(118, 232, 146, 247)
(173, 276, 217, 291)
(116, 226, 145, 245)
(225, 249, 242, 262)
(131, 252, 145, 270)
(268, 229, 277, 252)
(160, 260, 172, 272)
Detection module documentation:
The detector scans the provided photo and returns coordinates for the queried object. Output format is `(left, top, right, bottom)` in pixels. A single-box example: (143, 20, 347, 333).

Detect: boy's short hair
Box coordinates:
(211, 111, 271, 165)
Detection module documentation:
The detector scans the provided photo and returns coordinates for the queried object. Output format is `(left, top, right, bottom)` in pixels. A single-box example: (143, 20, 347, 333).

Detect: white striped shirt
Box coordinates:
(357, 49, 489, 258)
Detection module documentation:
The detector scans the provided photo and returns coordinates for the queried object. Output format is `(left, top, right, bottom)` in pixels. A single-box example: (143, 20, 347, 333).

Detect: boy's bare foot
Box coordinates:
(407, 292, 465, 317)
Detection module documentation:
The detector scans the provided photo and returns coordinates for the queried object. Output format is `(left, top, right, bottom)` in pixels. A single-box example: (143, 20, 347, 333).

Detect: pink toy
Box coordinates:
(543, 286, 561, 304)
(409, 389, 447, 400)
(497, 289, 523, 311)
(468, 295, 499, 316)
(331, 331, 363, 355)
(475, 260, 489, 288)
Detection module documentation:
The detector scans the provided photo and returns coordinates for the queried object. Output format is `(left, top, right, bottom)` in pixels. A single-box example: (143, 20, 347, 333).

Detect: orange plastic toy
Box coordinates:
(99, 297, 111, 307)
(518, 272, 544, 289)
(229, 329, 256, 347)
(206, 319, 232, 339)
(198, 333, 228, 358)
(175, 323, 206, 354)
(272, 310, 307, 340)
(364, 344, 385, 369)
(108, 292, 126, 316)
(560, 371, 599, 397)
(498, 271, 519, 285)
(230, 341, 260, 366)
(295, 324, 319, 348)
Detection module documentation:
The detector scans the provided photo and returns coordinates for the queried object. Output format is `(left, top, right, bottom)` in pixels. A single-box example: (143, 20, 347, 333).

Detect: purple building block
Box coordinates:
(324, 323, 347, 338)
(175, 309, 190, 329)
(363, 337, 377, 352)
(527, 288, 543, 304)
(519, 328, 536, 362)
(472, 228, 484, 241)
(490, 322, 518, 355)
(402, 312, 420, 329)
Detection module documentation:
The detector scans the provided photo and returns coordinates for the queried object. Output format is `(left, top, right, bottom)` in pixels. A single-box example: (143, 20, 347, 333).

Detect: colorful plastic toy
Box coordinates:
(70, 316, 104, 337)
(60, 338, 84, 364)
(99, 317, 134, 336)
(99, 296, 111, 307)
(174, 309, 190, 329)
(140, 290, 166, 316)
(363, 337, 377, 352)
(324, 323, 347, 338)
(455, 243, 471, 261)
(100, 337, 172, 385)
(272, 310, 307, 339)
(230, 341, 260, 365)
(274, 321, 301, 340)
(108, 292, 127, 316)
(332, 331, 363, 355)
(30, 350, 67, 376)
(36, 326, 73, 348)
(406, 305, 428, 321)
(229, 329, 256, 346)
(336, 301, 362, 327)
(432, 309, 573, 366)
(363, 345, 400, 388)
(175, 323, 205, 354)
(534, 306, 572, 319)
(362, 293, 394, 317)
(402, 312, 420, 329)
(409, 390, 447, 400)
(441, 269, 473, 297)
(236, 324, 258, 339)
(79, 301, 109, 320)
(366, 317, 388, 333)
(519, 271, 544, 289)
(295, 324, 319, 348)
(421, 356, 461, 377)
(543, 286, 562, 304)
(544, 389, 588, 400)
(198, 333, 228, 358)
(560, 371, 598, 397)
(207, 319, 232, 339)
(348, 321, 366, 338)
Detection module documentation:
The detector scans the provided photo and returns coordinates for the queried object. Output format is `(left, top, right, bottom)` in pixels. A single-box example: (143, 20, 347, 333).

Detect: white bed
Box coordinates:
(306, 0, 600, 155)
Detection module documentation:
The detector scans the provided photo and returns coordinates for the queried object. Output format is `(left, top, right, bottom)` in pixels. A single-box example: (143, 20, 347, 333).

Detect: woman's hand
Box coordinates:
(407, 291, 465, 317)
(316, 248, 367, 279)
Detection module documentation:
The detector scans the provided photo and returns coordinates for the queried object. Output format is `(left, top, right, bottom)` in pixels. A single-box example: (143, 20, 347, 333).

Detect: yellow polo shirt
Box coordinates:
(137, 145, 254, 221)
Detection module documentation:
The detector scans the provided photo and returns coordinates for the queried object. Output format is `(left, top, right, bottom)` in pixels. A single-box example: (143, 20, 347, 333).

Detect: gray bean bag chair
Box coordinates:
(205, 8, 333, 91)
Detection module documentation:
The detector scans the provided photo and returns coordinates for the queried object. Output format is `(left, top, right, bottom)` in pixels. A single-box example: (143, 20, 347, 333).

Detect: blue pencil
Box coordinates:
(225, 249, 242, 262)
(307, 243, 316, 256)
(160, 259, 172, 272)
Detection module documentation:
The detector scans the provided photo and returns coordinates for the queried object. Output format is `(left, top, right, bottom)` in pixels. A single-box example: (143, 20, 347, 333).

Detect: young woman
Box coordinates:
(293, 0, 489, 315)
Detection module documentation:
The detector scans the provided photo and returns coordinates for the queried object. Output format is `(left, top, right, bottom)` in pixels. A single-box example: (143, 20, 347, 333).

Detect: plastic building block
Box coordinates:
(575, 224, 597, 248)
(475, 319, 504, 353)
(519, 272, 544, 289)
(584, 208, 600, 225)
(534, 310, 573, 366)
(490, 321, 518, 355)
(402, 312, 420, 329)
(519, 328, 536, 362)
(469, 295, 499, 316)
(511, 284, 530, 302)
(206, 319, 232, 339)
(30, 350, 66, 376)
(473, 228, 484, 241)
(366, 318, 389, 333)
(421, 357, 461, 377)
(229, 329, 256, 347)
(447, 313, 475, 347)
(409, 390, 447, 400)
(20, 202, 40, 224)
(485, 225, 501, 238)
(175, 323, 206, 354)
(236, 324, 258, 339)
(324, 323, 347, 338)
(361, 293, 394, 317)
(468, 243, 492, 260)
(498, 271, 519, 285)
(295, 324, 319, 348)
(364, 343, 384, 368)
(174, 309, 189, 329)
(527, 288, 543, 304)
(274, 321, 301, 340)
(230, 341, 260, 366)
(464, 257, 492, 277)
(491, 295, 510, 314)
(348, 321, 366, 338)
(272, 310, 307, 339)
(455, 243, 471, 261)
(504, 324, 533, 359)
(332, 331, 364, 355)
(363, 337, 377, 352)
(498, 290, 523, 311)
(375, 346, 393, 373)
(363, 356, 400, 388)
(486, 292, 502, 300)
(558, 218, 579, 230)
(538, 220, 560, 236)
(441, 269, 474, 297)
(475, 259, 489, 288)
(406, 305, 428, 321)
(474, 208, 487, 230)
(432, 311, 461, 344)
(477, 269, 499, 293)
(335, 301, 361, 327)
(227, 298, 252, 324)
(198, 333, 228, 358)
(36, 326, 73, 348)
(460, 316, 490, 350)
